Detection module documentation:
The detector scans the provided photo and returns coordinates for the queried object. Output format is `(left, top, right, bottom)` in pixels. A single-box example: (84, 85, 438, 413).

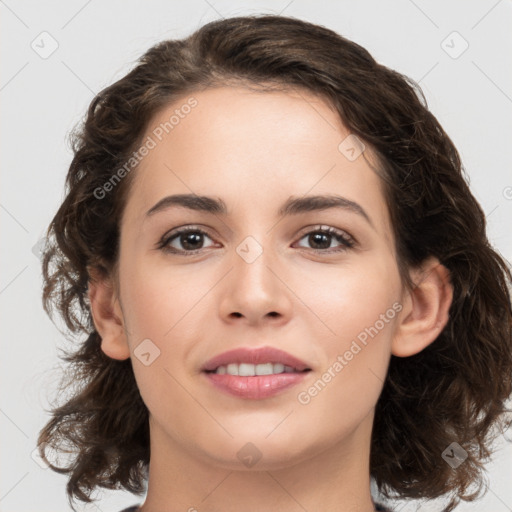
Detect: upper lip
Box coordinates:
(202, 346, 311, 372)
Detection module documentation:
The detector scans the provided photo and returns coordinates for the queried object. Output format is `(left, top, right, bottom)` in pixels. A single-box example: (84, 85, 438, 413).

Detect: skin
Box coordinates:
(89, 85, 453, 512)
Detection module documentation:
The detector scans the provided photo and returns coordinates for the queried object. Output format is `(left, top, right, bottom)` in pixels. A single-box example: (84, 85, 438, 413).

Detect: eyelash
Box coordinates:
(156, 225, 356, 256)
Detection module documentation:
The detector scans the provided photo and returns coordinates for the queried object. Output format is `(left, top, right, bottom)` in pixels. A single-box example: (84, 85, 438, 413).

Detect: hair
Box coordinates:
(38, 13, 512, 512)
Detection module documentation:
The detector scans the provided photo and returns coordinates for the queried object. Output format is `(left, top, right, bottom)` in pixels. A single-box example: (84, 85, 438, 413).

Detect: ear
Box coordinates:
(87, 266, 130, 360)
(392, 256, 453, 357)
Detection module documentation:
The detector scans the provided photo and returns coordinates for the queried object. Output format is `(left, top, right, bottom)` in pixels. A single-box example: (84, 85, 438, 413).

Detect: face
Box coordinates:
(110, 85, 406, 469)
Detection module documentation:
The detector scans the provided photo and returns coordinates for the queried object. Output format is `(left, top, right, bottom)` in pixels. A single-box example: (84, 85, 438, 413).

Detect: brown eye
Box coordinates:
(158, 227, 215, 254)
(295, 226, 355, 252)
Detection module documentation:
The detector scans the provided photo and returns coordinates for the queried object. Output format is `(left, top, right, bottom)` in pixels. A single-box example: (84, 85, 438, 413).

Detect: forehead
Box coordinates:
(121, 85, 392, 237)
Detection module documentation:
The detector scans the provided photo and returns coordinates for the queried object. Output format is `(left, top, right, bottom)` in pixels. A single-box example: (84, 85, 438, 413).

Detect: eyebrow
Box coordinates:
(146, 193, 375, 229)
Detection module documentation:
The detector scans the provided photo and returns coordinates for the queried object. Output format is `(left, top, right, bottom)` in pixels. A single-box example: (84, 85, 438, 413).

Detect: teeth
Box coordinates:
(214, 362, 295, 376)
(274, 363, 286, 374)
(226, 363, 239, 375)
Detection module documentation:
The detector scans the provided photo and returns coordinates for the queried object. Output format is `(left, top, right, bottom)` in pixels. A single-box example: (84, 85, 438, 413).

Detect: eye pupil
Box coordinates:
(310, 232, 331, 249)
(181, 232, 203, 250)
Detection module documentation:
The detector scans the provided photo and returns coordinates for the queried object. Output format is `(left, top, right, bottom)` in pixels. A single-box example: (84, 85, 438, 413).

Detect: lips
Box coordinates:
(201, 346, 312, 373)
(201, 346, 312, 399)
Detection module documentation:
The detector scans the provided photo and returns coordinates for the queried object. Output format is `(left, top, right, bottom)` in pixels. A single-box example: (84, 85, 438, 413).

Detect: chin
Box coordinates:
(194, 430, 327, 471)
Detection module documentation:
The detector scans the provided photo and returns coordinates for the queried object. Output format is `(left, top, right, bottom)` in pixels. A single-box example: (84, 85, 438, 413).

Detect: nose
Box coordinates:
(218, 238, 293, 327)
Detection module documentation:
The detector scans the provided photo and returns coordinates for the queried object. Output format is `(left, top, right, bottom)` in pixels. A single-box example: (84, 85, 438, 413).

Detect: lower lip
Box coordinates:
(203, 372, 309, 399)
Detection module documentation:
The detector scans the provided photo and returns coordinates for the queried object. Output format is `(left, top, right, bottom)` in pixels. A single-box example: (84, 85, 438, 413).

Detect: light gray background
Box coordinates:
(1, 1, 511, 511)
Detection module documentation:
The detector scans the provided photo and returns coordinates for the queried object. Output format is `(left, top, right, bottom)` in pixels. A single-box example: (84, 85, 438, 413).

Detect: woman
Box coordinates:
(37, 14, 512, 512)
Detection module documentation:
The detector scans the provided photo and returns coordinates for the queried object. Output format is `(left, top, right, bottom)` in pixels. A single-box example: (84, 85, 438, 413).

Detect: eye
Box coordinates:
(157, 224, 356, 256)
(294, 225, 355, 253)
(157, 226, 216, 255)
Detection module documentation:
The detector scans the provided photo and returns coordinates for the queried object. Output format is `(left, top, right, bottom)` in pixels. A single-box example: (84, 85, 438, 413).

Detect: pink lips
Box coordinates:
(201, 346, 311, 372)
(201, 346, 311, 400)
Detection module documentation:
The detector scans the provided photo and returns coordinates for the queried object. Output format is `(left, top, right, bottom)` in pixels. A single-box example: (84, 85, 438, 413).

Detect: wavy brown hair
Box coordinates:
(37, 14, 512, 512)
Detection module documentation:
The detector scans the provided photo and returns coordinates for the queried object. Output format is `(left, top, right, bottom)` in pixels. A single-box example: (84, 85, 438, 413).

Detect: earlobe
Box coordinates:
(392, 257, 454, 358)
(87, 267, 131, 361)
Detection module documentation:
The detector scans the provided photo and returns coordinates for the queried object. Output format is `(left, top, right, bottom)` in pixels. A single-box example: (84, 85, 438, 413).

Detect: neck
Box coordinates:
(138, 411, 377, 512)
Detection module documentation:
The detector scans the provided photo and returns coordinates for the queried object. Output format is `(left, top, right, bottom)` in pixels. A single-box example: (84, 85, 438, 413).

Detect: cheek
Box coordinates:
(118, 260, 199, 420)
(119, 253, 201, 340)
(303, 252, 401, 339)
(118, 255, 212, 396)
(301, 253, 400, 395)
(295, 275, 398, 431)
